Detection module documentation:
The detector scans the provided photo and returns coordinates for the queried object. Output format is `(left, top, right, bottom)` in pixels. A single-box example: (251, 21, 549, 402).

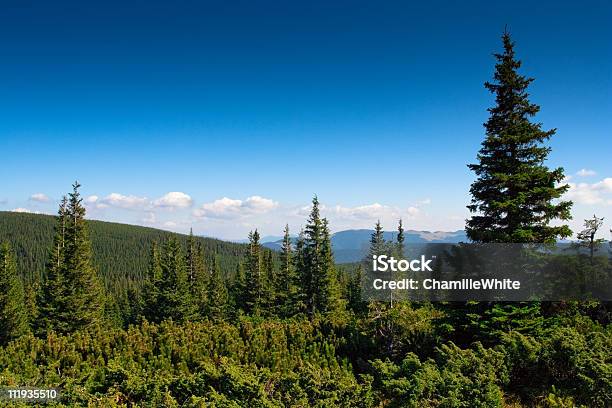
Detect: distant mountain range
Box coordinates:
(262, 229, 469, 263)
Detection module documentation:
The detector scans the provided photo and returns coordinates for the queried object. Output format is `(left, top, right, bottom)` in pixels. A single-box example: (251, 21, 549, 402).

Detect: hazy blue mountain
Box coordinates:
(262, 228, 469, 263)
(231, 235, 287, 244)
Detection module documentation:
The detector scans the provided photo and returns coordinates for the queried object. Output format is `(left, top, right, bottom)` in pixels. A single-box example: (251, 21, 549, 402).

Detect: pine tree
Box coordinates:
(231, 262, 247, 313)
(183, 231, 208, 317)
(320, 218, 345, 316)
(577, 215, 605, 264)
(206, 256, 228, 321)
(369, 220, 385, 258)
(62, 181, 106, 331)
(0, 242, 29, 345)
(466, 31, 572, 244)
(293, 230, 307, 314)
(244, 229, 263, 315)
(396, 219, 405, 258)
(157, 237, 195, 322)
(346, 265, 366, 315)
(299, 196, 344, 317)
(39, 183, 106, 334)
(141, 241, 163, 322)
(261, 250, 275, 313)
(277, 224, 298, 317)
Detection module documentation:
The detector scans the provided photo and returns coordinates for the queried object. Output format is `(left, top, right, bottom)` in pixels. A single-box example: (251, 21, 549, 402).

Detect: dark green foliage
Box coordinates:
(298, 197, 345, 318)
(276, 224, 299, 317)
(206, 256, 229, 320)
(38, 183, 106, 334)
(244, 229, 266, 315)
(502, 324, 612, 407)
(0, 318, 375, 407)
(0, 241, 28, 345)
(372, 342, 506, 408)
(466, 32, 572, 244)
(156, 237, 196, 322)
(346, 265, 367, 315)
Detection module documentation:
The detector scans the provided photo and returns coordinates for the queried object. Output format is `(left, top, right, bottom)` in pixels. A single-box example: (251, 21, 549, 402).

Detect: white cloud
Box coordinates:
(30, 193, 50, 202)
(564, 177, 612, 205)
(193, 196, 279, 219)
(85, 195, 99, 204)
(330, 203, 397, 220)
(576, 169, 597, 177)
(153, 192, 193, 209)
(100, 193, 148, 209)
(163, 221, 177, 227)
(243, 196, 278, 212)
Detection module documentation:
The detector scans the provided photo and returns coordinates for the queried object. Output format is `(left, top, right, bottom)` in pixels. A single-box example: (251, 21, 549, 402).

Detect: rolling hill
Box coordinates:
(0, 211, 247, 294)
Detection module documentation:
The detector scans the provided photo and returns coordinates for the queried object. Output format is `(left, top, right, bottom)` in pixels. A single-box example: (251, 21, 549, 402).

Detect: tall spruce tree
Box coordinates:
(277, 224, 298, 317)
(462, 32, 561, 341)
(299, 196, 343, 317)
(141, 241, 163, 322)
(157, 237, 196, 322)
(244, 229, 264, 315)
(39, 183, 106, 334)
(0, 242, 29, 345)
(293, 230, 307, 314)
(231, 262, 247, 313)
(185, 232, 208, 316)
(369, 220, 385, 258)
(63, 181, 106, 331)
(206, 256, 228, 321)
(396, 219, 405, 258)
(466, 32, 572, 243)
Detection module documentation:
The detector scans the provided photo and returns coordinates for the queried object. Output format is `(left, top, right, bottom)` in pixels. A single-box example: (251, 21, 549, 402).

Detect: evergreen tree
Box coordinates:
(466, 31, 572, 243)
(396, 219, 405, 258)
(191, 242, 208, 316)
(39, 183, 106, 334)
(0, 242, 28, 345)
(299, 196, 344, 317)
(231, 262, 247, 313)
(141, 241, 162, 322)
(261, 250, 275, 313)
(577, 215, 605, 264)
(244, 230, 264, 315)
(157, 237, 195, 322)
(206, 256, 228, 321)
(347, 265, 366, 315)
(63, 181, 106, 331)
(369, 220, 385, 258)
(293, 230, 307, 314)
(277, 224, 298, 317)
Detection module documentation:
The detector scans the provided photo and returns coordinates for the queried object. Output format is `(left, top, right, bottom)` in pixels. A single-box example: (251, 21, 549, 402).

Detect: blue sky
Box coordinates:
(1, 1, 611, 239)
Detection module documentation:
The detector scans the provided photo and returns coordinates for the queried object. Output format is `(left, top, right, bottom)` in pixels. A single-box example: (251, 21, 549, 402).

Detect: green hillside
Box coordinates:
(0, 211, 247, 291)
